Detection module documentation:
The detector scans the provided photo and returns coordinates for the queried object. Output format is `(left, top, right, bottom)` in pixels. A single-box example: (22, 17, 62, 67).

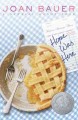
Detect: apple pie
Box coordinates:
(24, 44, 66, 110)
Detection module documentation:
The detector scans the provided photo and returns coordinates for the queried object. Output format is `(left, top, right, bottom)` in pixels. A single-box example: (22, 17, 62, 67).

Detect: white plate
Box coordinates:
(0, 45, 38, 112)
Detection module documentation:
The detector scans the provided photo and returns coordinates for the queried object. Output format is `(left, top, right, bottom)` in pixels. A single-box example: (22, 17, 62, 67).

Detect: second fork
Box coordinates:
(5, 34, 24, 81)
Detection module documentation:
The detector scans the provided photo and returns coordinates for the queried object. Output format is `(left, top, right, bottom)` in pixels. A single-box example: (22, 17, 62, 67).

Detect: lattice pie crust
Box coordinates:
(24, 44, 66, 110)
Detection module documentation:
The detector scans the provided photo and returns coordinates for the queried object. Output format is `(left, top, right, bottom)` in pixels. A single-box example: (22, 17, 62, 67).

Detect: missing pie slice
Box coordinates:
(24, 44, 66, 110)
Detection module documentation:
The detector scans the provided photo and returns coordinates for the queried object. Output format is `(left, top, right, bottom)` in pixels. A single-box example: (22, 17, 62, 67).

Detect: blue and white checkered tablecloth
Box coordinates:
(0, 0, 78, 120)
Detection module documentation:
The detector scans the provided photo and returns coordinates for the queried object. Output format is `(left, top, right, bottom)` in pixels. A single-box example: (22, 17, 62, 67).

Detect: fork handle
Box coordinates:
(3, 82, 19, 114)
(11, 35, 24, 65)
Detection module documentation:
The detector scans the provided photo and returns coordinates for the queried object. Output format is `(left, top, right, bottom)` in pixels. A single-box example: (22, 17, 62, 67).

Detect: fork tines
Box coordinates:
(19, 69, 27, 79)
(5, 68, 26, 81)
(5, 69, 14, 81)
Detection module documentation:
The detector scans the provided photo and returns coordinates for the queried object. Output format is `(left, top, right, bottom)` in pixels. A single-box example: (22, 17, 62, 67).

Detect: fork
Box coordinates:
(3, 69, 26, 114)
(5, 34, 24, 81)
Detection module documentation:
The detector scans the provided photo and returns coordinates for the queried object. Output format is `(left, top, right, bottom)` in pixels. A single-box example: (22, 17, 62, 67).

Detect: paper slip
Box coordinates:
(42, 16, 78, 73)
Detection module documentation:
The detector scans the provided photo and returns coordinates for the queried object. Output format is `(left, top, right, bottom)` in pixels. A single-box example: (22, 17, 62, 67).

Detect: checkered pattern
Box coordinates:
(0, 0, 78, 120)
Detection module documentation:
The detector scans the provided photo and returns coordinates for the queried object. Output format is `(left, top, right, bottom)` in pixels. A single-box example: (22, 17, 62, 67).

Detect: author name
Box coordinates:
(1, 5, 75, 13)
